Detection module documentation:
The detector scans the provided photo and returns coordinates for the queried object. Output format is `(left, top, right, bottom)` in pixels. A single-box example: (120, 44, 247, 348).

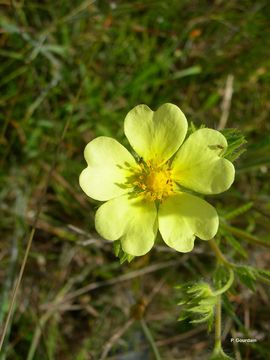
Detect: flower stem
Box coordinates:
(214, 294, 222, 351)
(140, 318, 162, 360)
(209, 239, 235, 358)
(213, 268, 234, 296)
(209, 239, 232, 267)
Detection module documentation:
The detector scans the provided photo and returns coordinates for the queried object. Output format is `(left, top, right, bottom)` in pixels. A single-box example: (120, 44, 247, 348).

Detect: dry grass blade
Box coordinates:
(218, 74, 234, 130)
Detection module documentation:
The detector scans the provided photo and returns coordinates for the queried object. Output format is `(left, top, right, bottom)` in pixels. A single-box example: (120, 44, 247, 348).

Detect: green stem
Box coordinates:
(209, 239, 235, 358)
(214, 294, 222, 351)
(213, 268, 234, 296)
(140, 318, 161, 360)
(221, 223, 270, 248)
(208, 239, 233, 267)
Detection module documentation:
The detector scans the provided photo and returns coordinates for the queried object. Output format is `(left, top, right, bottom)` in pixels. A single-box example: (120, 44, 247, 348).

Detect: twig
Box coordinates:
(41, 162, 90, 210)
(42, 258, 186, 310)
(155, 325, 205, 347)
(99, 319, 134, 360)
(26, 281, 75, 360)
(218, 74, 234, 130)
(105, 325, 206, 360)
(99, 277, 166, 360)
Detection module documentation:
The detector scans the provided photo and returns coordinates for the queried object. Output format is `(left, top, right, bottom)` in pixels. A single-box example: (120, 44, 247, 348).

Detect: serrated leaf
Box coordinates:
(235, 265, 270, 290)
(221, 128, 247, 162)
(235, 266, 256, 291)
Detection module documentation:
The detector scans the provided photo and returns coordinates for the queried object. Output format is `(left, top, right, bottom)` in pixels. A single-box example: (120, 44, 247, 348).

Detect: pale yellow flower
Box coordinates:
(80, 104, 235, 256)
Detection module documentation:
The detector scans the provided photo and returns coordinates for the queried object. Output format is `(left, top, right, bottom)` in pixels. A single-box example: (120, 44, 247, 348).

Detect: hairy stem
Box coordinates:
(213, 268, 234, 296)
(209, 239, 232, 267)
(214, 294, 222, 351)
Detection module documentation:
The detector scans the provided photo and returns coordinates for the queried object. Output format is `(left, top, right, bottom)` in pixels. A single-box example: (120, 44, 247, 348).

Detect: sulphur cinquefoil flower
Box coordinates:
(79, 104, 235, 256)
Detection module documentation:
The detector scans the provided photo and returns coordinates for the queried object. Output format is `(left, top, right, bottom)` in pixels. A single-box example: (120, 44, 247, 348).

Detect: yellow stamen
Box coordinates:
(133, 161, 175, 201)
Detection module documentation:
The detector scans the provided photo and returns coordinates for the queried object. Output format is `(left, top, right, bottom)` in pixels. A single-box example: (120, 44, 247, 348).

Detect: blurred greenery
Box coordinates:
(0, 0, 270, 359)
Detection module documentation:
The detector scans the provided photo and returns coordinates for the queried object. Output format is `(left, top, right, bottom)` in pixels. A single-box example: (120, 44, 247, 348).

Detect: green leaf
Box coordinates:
(235, 265, 270, 290)
(173, 65, 201, 79)
(186, 121, 205, 137)
(223, 202, 253, 220)
(257, 268, 270, 278)
(224, 233, 247, 258)
(221, 128, 247, 162)
(235, 266, 257, 291)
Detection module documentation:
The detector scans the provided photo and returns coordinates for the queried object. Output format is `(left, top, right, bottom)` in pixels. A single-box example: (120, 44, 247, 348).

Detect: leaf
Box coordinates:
(223, 202, 253, 220)
(186, 121, 205, 137)
(221, 128, 247, 162)
(224, 233, 248, 258)
(173, 65, 202, 79)
(235, 265, 270, 291)
(257, 268, 270, 278)
(235, 266, 257, 291)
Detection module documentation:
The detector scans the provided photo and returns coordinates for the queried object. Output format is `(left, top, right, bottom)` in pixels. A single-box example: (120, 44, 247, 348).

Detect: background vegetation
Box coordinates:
(0, 0, 270, 359)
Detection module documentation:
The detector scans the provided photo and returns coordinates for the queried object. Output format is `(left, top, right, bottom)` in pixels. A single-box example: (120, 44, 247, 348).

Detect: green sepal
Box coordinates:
(113, 240, 135, 264)
(177, 282, 216, 330)
(186, 121, 205, 137)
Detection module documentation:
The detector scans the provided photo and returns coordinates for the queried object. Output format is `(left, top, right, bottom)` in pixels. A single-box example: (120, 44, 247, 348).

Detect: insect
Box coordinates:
(208, 144, 225, 151)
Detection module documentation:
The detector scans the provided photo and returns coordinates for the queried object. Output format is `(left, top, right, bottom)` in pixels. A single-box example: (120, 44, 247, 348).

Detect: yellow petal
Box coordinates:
(95, 195, 158, 256)
(79, 137, 138, 201)
(159, 192, 219, 252)
(172, 128, 235, 194)
(124, 103, 187, 164)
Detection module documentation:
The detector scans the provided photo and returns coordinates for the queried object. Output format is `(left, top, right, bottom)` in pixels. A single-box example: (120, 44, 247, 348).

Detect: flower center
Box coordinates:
(134, 161, 175, 201)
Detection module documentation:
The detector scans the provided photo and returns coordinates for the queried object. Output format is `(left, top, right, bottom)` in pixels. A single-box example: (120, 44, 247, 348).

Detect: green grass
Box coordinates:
(1, 0, 270, 359)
